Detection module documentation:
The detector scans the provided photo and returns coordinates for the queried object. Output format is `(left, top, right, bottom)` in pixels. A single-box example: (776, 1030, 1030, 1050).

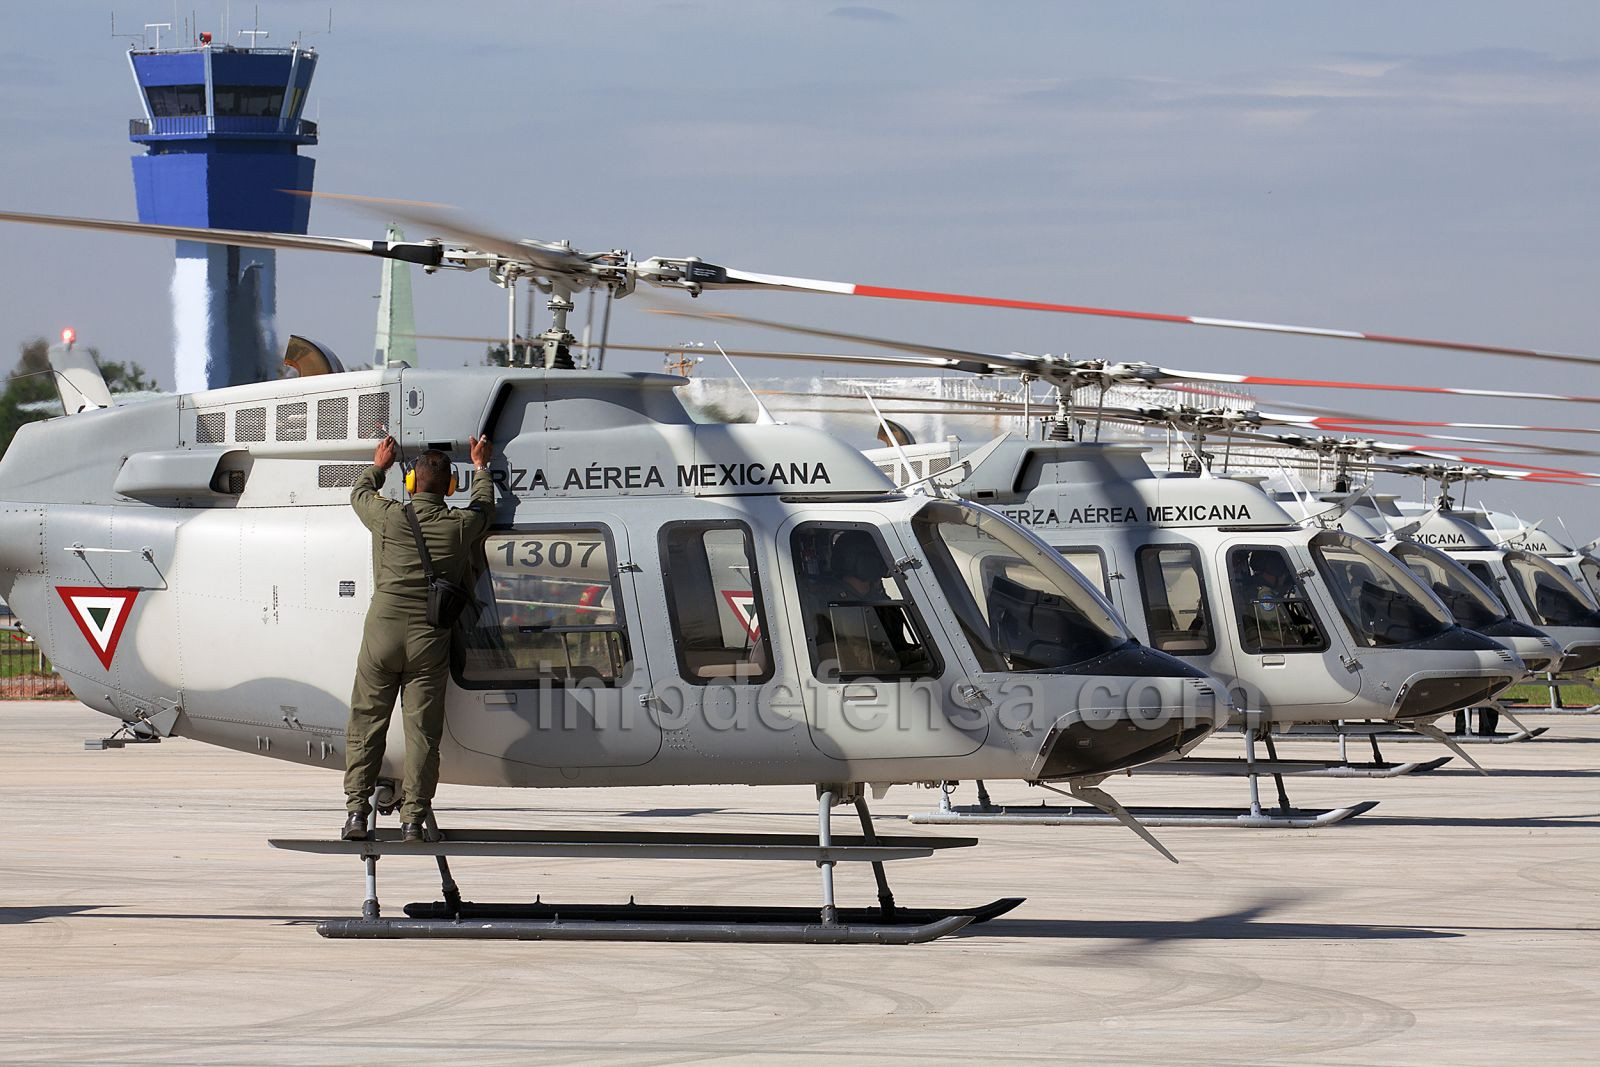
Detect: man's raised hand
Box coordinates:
(374, 436, 398, 470)
(470, 435, 493, 470)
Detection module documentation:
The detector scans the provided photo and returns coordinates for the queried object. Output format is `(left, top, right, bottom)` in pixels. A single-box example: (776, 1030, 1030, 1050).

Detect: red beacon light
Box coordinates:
(60, 327, 75, 346)
(199, 31, 212, 45)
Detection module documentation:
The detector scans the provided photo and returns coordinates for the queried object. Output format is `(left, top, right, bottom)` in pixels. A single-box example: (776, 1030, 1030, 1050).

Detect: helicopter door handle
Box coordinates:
(841, 685, 877, 704)
(1340, 654, 1363, 672)
(1261, 654, 1287, 667)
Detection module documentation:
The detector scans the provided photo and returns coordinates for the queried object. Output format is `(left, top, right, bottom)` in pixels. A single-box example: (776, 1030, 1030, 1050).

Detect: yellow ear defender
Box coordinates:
(403, 465, 458, 496)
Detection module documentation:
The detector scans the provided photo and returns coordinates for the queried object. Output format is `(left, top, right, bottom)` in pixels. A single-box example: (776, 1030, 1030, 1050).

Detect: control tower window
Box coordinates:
(214, 85, 286, 118)
(145, 84, 206, 117)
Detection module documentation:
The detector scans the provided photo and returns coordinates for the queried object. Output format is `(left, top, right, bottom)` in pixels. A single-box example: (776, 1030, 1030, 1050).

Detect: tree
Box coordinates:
(0, 337, 154, 459)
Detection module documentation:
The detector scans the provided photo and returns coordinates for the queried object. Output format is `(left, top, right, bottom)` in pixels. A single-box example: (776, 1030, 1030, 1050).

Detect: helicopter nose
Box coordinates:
(1032, 675, 1228, 780)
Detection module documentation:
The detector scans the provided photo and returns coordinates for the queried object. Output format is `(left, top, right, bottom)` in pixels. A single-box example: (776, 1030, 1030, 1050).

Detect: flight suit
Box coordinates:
(344, 463, 495, 822)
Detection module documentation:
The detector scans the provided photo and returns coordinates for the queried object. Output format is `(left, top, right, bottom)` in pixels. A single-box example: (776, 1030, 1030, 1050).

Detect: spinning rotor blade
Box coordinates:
(1166, 375, 1600, 407)
(0, 208, 446, 265)
(680, 268, 1600, 370)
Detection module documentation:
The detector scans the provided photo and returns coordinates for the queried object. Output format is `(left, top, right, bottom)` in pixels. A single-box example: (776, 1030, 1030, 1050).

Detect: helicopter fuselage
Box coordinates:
(0, 370, 1225, 790)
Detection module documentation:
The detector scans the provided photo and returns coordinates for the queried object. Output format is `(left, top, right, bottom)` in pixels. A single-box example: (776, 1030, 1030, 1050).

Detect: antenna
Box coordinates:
(716, 344, 780, 425)
(144, 22, 172, 50)
(863, 388, 924, 493)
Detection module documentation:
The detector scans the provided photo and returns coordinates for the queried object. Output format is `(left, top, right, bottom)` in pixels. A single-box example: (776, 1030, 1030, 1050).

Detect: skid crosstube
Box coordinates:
(910, 800, 1379, 829)
(274, 806, 1016, 945)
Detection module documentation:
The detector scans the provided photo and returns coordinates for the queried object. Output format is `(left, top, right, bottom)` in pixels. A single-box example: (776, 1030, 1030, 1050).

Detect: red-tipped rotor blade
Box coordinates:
(1164, 372, 1600, 407)
(705, 269, 1600, 369)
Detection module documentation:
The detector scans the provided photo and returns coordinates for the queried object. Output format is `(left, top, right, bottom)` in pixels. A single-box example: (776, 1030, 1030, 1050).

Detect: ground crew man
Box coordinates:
(341, 433, 495, 843)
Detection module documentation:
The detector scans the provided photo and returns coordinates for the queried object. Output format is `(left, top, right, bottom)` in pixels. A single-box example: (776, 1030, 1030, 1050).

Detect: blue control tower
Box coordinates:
(128, 35, 318, 392)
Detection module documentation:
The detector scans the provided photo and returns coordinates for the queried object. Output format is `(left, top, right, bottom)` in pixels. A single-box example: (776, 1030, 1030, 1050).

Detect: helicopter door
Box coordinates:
(780, 515, 984, 760)
(1216, 541, 1361, 715)
(447, 520, 660, 768)
(642, 519, 785, 762)
(1132, 542, 1231, 681)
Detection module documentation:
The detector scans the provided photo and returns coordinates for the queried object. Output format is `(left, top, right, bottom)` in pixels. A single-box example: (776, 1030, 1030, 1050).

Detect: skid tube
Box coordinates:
(272, 793, 1023, 945)
(912, 728, 1378, 830)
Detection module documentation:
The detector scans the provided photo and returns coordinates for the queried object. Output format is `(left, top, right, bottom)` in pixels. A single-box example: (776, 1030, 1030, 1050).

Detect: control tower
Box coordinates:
(127, 33, 318, 392)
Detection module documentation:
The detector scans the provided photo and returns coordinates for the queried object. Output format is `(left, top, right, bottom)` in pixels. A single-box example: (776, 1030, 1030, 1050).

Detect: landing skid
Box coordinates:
(910, 800, 1378, 829)
(1138, 756, 1451, 779)
(1500, 673, 1600, 715)
(272, 792, 1017, 945)
(1262, 724, 1548, 745)
(319, 897, 1026, 945)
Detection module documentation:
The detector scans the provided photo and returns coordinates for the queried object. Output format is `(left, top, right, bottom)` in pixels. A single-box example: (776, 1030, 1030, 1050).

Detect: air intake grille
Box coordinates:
(235, 407, 267, 442)
(317, 463, 367, 489)
(356, 393, 390, 439)
(195, 411, 225, 444)
(276, 401, 307, 441)
(316, 397, 349, 440)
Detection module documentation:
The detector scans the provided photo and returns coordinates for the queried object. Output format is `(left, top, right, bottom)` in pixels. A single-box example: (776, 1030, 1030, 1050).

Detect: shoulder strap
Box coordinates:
(401, 502, 437, 582)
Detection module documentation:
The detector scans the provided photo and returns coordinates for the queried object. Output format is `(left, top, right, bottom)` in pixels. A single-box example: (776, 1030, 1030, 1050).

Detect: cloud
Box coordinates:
(828, 6, 902, 24)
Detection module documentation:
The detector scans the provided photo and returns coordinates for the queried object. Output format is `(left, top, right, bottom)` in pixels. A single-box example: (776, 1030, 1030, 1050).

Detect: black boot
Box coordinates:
(400, 821, 439, 843)
(341, 812, 369, 841)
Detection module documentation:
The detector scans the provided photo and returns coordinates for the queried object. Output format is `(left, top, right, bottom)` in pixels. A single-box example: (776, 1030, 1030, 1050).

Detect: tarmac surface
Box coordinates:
(2, 699, 1597, 1065)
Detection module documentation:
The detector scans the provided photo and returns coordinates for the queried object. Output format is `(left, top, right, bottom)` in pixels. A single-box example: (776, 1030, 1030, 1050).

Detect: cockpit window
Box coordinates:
(1504, 550, 1600, 626)
(1136, 544, 1216, 655)
(1227, 545, 1328, 654)
(1582, 556, 1600, 600)
(1391, 542, 1507, 630)
(792, 523, 939, 682)
(911, 501, 1129, 672)
(1310, 530, 1453, 648)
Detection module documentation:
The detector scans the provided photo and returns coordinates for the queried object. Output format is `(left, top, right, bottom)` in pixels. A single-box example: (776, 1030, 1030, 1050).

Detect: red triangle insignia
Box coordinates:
(55, 586, 140, 670)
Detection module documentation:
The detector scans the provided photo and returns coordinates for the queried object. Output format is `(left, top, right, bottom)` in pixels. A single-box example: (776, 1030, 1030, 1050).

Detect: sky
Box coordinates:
(2, 1, 1597, 530)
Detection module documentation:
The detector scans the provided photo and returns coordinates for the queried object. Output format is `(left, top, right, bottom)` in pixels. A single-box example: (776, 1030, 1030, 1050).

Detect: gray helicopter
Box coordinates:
(0, 207, 1259, 942)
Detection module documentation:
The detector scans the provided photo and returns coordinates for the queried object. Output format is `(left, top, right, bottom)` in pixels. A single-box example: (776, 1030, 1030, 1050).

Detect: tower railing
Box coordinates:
(130, 116, 318, 139)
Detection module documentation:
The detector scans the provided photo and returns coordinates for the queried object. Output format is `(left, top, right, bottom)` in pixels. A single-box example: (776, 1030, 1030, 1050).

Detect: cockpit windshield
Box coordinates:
(910, 500, 1131, 672)
(1390, 542, 1507, 630)
(1578, 553, 1600, 601)
(1504, 550, 1600, 626)
(1311, 530, 1453, 647)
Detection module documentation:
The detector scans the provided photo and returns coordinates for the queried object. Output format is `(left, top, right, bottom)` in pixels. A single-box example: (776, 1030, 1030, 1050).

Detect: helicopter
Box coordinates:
(0, 206, 1263, 943)
(625, 314, 1546, 827)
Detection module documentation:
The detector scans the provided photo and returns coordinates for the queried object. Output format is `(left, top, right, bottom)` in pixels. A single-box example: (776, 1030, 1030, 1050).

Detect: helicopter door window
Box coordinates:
(456, 527, 631, 687)
(1136, 544, 1216, 655)
(660, 521, 774, 685)
(1309, 530, 1453, 648)
(1503, 551, 1600, 626)
(791, 524, 939, 682)
(1390, 543, 1506, 630)
(1053, 546, 1110, 596)
(1227, 546, 1329, 654)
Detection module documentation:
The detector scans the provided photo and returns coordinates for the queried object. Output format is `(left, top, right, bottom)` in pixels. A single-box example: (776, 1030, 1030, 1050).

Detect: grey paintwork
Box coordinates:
(866, 435, 1519, 725)
(0, 369, 1226, 791)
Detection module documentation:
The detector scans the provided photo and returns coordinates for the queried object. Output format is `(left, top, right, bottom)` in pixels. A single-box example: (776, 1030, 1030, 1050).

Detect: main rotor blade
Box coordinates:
(642, 306, 1035, 373)
(1165, 373, 1600, 407)
(0, 209, 446, 266)
(698, 269, 1600, 369)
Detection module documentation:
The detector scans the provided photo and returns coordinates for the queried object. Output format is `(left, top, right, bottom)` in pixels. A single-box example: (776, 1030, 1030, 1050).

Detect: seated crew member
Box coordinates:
(341, 434, 495, 843)
(809, 530, 929, 678)
(1236, 550, 1317, 651)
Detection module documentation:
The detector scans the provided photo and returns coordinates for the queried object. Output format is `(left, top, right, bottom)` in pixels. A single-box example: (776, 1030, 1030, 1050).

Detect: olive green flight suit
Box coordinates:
(344, 463, 495, 822)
